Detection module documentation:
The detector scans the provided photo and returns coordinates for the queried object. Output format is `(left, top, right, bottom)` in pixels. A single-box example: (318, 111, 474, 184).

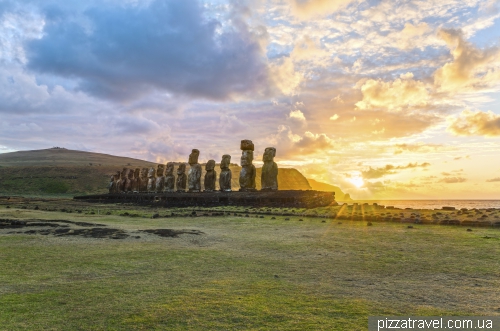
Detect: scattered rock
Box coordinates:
(467, 228, 473, 232)
(367, 222, 373, 226)
(407, 225, 413, 229)
(151, 213, 160, 219)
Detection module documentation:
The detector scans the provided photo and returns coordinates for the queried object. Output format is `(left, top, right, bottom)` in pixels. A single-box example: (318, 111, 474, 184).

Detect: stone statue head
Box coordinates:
(206, 159, 215, 171)
(220, 154, 231, 170)
(177, 163, 186, 175)
(188, 149, 200, 165)
(127, 168, 134, 179)
(166, 162, 174, 175)
(140, 168, 148, 179)
(148, 167, 156, 178)
(263, 147, 276, 162)
(157, 164, 165, 176)
(113, 171, 120, 181)
(120, 168, 127, 179)
(241, 150, 253, 167)
(134, 168, 140, 179)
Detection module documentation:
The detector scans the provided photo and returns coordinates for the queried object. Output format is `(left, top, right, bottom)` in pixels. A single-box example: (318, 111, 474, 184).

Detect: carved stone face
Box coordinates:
(140, 168, 148, 179)
(220, 154, 231, 169)
(148, 167, 156, 178)
(166, 162, 174, 175)
(263, 147, 276, 162)
(206, 159, 215, 171)
(113, 171, 120, 180)
(188, 149, 200, 165)
(120, 168, 127, 179)
(127, 168, 134, 179)
(134, 168, 140, 178)
(157, 164, 165, 176)
(177, 163, 186, 174)
(241, 150, 253, 167)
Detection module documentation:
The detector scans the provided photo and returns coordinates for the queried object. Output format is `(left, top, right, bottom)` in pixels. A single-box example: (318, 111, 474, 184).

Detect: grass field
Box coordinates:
(1, 199, 499, 330)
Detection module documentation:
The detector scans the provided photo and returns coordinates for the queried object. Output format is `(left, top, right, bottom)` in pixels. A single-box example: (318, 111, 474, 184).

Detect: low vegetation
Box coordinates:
(0, 198, 499, 330)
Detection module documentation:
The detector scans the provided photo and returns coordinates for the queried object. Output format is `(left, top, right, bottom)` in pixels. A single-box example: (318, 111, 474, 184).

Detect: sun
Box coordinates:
(348, 176, 364, 188)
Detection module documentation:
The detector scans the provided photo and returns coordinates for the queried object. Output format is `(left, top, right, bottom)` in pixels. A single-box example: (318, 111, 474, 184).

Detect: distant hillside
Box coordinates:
(307, 178, 346, 200)
(0, 148, 311, 196)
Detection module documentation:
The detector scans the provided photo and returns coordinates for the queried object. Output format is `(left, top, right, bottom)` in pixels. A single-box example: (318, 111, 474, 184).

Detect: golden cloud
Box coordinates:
(361, 162, 431, 179)
(289, 0, 355, 19)
(355, 73, 430, 111)
(270, 57, 303, 95)
(486, 177, 500, 182)
(434, 28, 500, 91)
(394, 143, 442, 154)
(447, 109, 500, 137)
(438, 177, 467, 183)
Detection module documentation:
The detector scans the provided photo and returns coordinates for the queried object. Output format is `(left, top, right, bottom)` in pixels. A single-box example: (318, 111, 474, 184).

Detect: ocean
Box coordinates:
(339, 200, 500, 210)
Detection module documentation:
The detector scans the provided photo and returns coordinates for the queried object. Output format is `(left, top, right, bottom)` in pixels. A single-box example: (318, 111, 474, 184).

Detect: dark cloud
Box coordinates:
(439, 177, 467, 183)
(25, 0, 269, 101)
(361, 162, 430, 179)
(486, 177, 500, 182)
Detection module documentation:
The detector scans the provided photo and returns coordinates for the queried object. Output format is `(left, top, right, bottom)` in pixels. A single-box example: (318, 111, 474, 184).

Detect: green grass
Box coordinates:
(0, 202, 499, 330)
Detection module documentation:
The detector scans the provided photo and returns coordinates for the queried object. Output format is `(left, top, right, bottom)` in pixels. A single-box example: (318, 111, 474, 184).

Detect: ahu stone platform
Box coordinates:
(74, 190, 337, 209)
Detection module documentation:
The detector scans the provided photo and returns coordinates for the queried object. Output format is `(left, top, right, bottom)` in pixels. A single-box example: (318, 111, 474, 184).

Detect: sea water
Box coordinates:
(340, 200, 500, 210)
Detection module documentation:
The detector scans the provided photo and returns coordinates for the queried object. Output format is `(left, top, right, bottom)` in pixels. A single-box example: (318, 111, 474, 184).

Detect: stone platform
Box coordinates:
(74, 190, 337, 209)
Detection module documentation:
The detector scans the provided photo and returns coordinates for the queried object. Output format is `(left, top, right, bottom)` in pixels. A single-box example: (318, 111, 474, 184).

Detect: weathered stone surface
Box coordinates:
(124, 168, 134, 192)
(176, 163, 187, 192)
(204, 159, 216, 191)
(240, 139, 254, 151)
(108, 171, 120, 194)
(219, 154, 232, 192)
(155, 164, 165, 193)
(261, 147, 278, 191)
(164, 162, 175, 192)
(147, 167, 156, 192)
(132, 168, 140, 192)
(139, 168, 148, 192)
(188, 149, 201, 192)
(118, 168, 128, 192)
(239, 149, 256, 191)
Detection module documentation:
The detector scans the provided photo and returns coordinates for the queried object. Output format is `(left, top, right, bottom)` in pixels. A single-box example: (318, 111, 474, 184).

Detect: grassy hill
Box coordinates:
(307, 178, 347, 200)
(0, 148, 311, 196)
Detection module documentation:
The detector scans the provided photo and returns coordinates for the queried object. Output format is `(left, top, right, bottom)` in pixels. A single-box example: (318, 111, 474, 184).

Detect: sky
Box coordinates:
(1, 0, 500, 199)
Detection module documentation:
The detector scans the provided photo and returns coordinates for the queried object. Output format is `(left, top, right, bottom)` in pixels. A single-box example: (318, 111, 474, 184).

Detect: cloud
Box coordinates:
(355, 73, 430, 111)
(486, 177, 500, 182)
(25, 0, 269, 101)
(439, 177, 467, 183)
(330, 114, 339, 120)
(361, 162, 430, 179)
(447, 109, 500, 137)
(268, 125, 333, 158)
(270, 57, 303, 95)
(434, 28, 500, 91)
(289, 0, 355, 19)
(394, 143, 442, 154)
(289, 109, 306, 122)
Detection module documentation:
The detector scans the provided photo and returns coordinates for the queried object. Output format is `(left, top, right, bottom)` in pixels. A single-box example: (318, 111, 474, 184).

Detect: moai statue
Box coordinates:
(219, 154, 232, 192)
(239, 140, 256, 191)
(124, 168, 134, 192)
(188, 149, 202, 192)
(147, 167, 156, 192)
(261, 147, 278, 191)
(155, 164, 165, 193)
(108, 171, 120, 194)
(204, 160, 217, 192)
(139, 168, 148, 192)
(132, 168, 140, 192)
(118, 168, 128, 192)
(176, 163, 187, 192)
(164, 162, 175, 192)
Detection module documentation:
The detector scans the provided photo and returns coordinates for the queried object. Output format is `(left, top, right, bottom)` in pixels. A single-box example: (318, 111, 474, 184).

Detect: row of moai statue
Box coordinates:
(108, 140, 278, 193)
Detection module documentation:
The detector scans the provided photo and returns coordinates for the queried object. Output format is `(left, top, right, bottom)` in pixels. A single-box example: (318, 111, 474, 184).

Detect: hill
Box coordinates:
(0, 148, 311, 196)
(307, 178, 346, 200)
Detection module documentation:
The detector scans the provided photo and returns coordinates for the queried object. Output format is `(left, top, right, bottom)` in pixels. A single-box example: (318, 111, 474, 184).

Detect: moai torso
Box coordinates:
(164, 162, 175, 192)
(124, 169, 134, 192)
(188, 149, 201, 192)
(204, 160, 217, 191)
(176, 163, 187, 192)
(108, 171, 120, 194)
(147, 167, 156, 192)
(155, 164, 165, 193)
(239, 140, 256, 191)
(219, 154, 232, 192)
(118, 168, 127, 192)
(261, 147, 278, 191)
(132, 168, 140, 192)
(139, 168, 148, 192)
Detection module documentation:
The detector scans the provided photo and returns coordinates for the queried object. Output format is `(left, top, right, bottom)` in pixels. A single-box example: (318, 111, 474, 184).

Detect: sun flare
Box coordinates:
(348, 176, 364, 188)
